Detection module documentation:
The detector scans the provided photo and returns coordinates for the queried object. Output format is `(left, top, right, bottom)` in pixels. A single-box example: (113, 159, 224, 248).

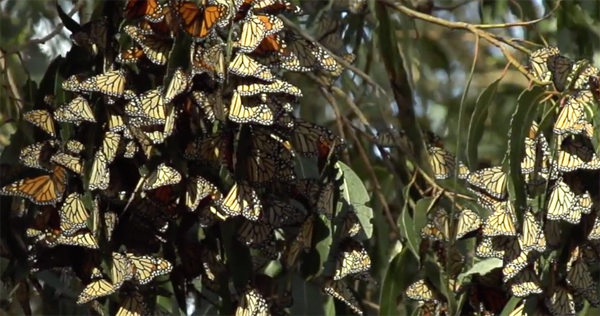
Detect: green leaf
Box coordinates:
(55, 1, 82, 33)
(289, 275, 328, 315)
(507, 86, 545, 224)
(457, 258, 503, 281)
(466, 78, 501, 169)
(35, 271, 78, 298)
(379, 248, 417, 316)
(398, 185, 419, 260)
(499, 297, 523, 316)
(399, 195, 434, 260)
(337, 161, 373, 239)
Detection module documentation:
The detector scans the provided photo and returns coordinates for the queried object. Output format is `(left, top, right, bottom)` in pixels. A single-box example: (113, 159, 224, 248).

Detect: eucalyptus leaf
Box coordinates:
(467, 78, 501, 169)
(337, 161, 373, 239)
(457, 258, 503, 281)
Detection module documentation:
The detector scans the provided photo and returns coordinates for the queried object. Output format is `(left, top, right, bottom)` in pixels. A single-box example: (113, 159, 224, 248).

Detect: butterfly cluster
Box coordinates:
(377, 47, 600, 316)
(0, 0, 373, 315)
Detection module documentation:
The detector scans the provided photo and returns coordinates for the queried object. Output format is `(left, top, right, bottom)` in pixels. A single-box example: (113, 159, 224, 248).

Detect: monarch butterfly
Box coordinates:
(237, 78, 303, 97)
(126, 87, 167, 124)
(237, 220, 273, 248)
(315, 14, 343, 52)
(323, 280, 363, 315)
(427, 145, 470, 180)
(588, 216, 600, 240)
(190, 43, 226, 81)
(519, 210, 546, 253)
(469, 272, 510, 315)
(70, 17, 108, 54)
(545, 285, 577, 316)
(556, 136, 599, 173)
(482, 201, 518, 237)
(124, 0, 163, 22)
(229, 90, 275, 125)
(101, 130, 121, 161)
(566, 250, 596, 301)
(116, 291, 148, 316)
(65, 139, 85, 155)
(76, 279, 119, 304)
(422, 208, 481, 241)
(116, 46, 146, 64)
(235, 286, 269, 316)
(506, 267, 542, 298)
(405, 279, 437, 302)
(572, 192, 593, 214)
(253, 33, 286, 57)
(184, 128, 233, 167)
(240, 131, 296, 185)
(104, 211, 118, 242)
(184, 176, 220, 211)
(502, 238, 534, 282)
(88, 151, 110, 191)
(122, 140, 139, 159)
(288, 119, 345, 162)
(123, 25, 173, 66)
(125, 253, 173, 284)
(333, 239, 372, 281)
(229, 53, 275, 81)
(312, 181, 334, 219)
(50, 152, 83, 176)
(139, 3, 179, 36)
(375, 129, 407, 147)
(282, 237, 302, 269)
(258, 199, 302, 228)
(247, 0, 302, 14)
(235, 12, 284, 53)
(172, 0, 227, 38)
(0, 165, 67, 205)
(23, 109, 57, 138)
(466, 166, 508, 200)
(110, 252, 134, 288)
(455, 209, 482, 239)
(296, 214, 315, 253)
(58, 193, 89, 235)
(278, 31, 337, 72)
(164, 68, 190, 103)
(340, 210, 362, 238)
(55, 229, 99, 249)
(142, 163, 182, 191)
(220, 181, 260, 219)
(106, 104, 127, 132)
(529, 46, 561, 83)
(548, 54, 573, 92)
(62, 74, 85, 92)
(54, 96, 96, 124)
(554, 91, 590, 136)
(431, 241, 465, 278)
(546, 177, 575, 222)
(567, 59, 600, 90)
(318, 53, 356, 86)
(544, 220, 562, 248)
(128, 118, 165, 148)
(19, 140, 58, 171)
(78, 69, 127, 98)
(191, 89, 228, 122)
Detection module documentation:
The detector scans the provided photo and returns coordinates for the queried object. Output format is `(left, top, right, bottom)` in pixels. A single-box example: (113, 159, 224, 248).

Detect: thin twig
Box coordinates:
(343, 120, 402, 239)
(279, 15, 387, 96)
(379, 0, 558, 85)
(6, 0, 84, 54)
(0, 49, 23, 115)
(318, 87, 351, 164)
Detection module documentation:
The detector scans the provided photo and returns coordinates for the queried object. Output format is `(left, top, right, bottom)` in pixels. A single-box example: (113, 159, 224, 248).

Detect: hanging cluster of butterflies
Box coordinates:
(0, 0, 374, 315)
(377, 46, 599, 316)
